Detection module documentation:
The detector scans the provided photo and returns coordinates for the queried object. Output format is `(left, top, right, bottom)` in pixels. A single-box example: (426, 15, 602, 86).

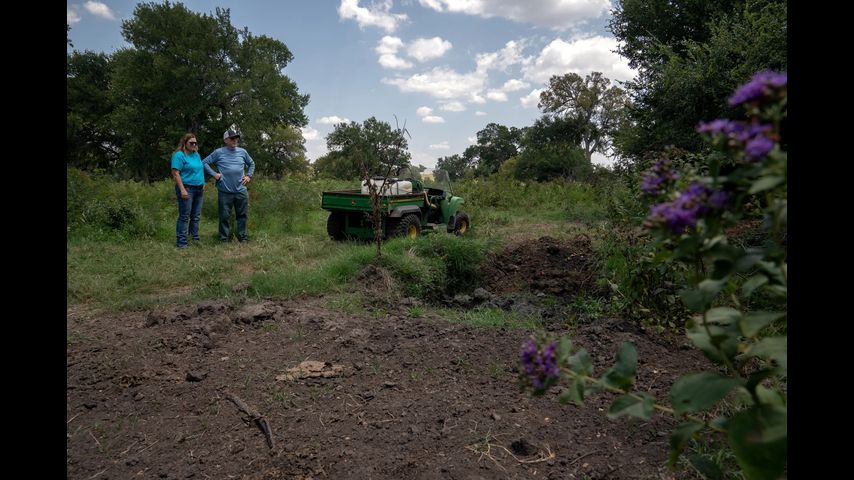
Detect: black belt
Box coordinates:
(184, 184, 204, 189)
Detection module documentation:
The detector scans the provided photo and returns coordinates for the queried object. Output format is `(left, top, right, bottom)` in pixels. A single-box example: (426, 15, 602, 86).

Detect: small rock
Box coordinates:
(491, 412, 501, 421)
(186, 370, 207, 382)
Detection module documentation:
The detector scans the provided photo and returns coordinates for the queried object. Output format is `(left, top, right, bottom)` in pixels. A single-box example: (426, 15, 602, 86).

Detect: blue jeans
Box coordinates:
(217, 191, 249, 242)
(176, 185, 204, 247)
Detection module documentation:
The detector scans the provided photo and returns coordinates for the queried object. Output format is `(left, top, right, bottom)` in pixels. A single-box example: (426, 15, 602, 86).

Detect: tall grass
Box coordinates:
(67, 168, 611, 311)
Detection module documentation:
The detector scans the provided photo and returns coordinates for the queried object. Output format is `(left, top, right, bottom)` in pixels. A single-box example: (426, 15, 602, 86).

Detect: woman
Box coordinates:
(171, 133, 205, 248)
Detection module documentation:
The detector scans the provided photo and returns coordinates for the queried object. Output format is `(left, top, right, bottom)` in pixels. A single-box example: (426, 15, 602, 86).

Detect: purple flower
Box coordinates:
(729, 71, 787, 106)
(646, 182, 728, 234)
(744, 135, 775, 161)
(640, 158, 680, 197)
(520, 338, 560, 391)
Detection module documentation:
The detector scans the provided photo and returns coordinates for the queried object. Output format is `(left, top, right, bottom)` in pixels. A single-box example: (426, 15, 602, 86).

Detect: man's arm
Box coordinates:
(202, 151, 222, 181)
(242, 151, 256, 185)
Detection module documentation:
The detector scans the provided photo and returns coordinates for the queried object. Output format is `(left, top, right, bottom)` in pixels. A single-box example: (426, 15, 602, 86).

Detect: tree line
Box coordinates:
(68, 0, 785, 183)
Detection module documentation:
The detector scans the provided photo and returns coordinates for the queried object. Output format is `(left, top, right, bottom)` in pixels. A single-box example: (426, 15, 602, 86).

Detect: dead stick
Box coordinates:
(225, 391, 275, 449)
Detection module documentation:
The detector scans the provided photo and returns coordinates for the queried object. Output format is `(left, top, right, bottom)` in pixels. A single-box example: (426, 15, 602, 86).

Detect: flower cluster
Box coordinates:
(728, 70, 787, 107)
(646, 182, 728, 234)
(520, 338, 560, 391)
(640, 158, 680, 197)
(696, 120, 775, 162)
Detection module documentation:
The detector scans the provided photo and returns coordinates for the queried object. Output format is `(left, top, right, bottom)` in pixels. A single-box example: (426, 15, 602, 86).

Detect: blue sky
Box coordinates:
(68, 0, 636, 168)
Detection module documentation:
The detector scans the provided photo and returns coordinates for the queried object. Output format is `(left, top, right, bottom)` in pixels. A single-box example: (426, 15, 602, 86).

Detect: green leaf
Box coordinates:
(685, 319, 740, 364)
(733, 253, 762, 273)
(705, 307, 742, 326)
(746, 337, 787, 375)
(729, 405, 787, 480)
(682, 280, 726, 311)
(607, 393, 654, 420)
(567, 348, 593, 377)
(739, 311, 786, 338)
(669, 422, 704, 467)
(687, 454, 722, 480)
(748, 176, 784, 194)
(671, 372, 742, 416)
(556, 337, 572, 362)
(568, 378, 586, 405)
(741, 274, 768, 297)
(600, 342, 637, 390)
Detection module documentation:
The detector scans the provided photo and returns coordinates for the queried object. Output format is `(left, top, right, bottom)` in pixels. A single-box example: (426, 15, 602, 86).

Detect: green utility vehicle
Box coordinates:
(321, 168, 470, 240)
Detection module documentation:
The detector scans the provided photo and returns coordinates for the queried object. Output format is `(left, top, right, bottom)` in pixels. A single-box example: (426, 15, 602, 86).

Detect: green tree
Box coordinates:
(106, 1, 308, 180)
(324, 117, 411, 178)
(435, 154, 472, 181)
(258, 125, 310, 178)
(538, 72, 627, 164)
(514, 116, 590, 181)
(609, 0, 786, 158)
(463, 123, 522, 176)
(67, 50, 119, 171)
(313, 151, 356, 180)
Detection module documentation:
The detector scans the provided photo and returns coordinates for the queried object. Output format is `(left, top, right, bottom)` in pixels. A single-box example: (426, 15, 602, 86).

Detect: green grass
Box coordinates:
(67, 169, 615, 311)
(437, 307, 543, 329)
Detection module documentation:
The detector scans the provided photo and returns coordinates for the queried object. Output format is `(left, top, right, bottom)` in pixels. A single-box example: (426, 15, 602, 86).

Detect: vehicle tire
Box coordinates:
(327, 212, 346, 240)
(394, 214, 421, 239)
(453, 212, 470, 236)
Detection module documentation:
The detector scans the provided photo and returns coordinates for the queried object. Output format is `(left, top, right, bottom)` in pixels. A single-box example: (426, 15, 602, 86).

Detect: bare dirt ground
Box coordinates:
(67, 236, 708, 479)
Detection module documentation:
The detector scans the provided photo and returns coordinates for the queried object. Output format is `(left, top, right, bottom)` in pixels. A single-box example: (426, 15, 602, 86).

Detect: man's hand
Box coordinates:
(242, 175, 251, 185)
(180, 189, 189, 200)
(215, 173, 222, 181)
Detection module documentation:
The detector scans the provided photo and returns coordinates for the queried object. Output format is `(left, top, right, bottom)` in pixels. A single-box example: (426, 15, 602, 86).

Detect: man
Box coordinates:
(203, 128, 256, 243)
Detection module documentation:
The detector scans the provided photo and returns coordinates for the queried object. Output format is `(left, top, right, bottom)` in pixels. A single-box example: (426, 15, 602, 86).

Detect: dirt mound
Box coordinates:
(481, 235, 603, 298)
(67, 297, 707, 479)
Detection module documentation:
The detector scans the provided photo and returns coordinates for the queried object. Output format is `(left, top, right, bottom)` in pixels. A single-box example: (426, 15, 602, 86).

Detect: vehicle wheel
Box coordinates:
(327, 212, 346, 240)
(453, 212, 470, 236)
(394, 214, 421, 239)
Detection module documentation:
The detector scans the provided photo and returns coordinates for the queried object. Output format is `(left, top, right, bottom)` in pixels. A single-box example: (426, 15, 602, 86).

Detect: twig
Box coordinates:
(67, 412, 83, 424)
(225, 391, 275, 449)
(137, 439, 159, 453)
(87, 469, 107, 479)
(89, 431, 101, 449)
(568, 450, 598, 466)
(120, 440, 139, 455)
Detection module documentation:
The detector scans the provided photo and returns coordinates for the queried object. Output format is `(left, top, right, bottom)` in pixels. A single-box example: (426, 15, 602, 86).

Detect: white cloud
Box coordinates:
(383, 67, 486, 100)
(469, 93, 486, 104)
(501, 79, 530, 92)
(317, 116, 350, 125)
(338, 0, 407, 33)
(84, 1, 116, 20)
(467, 135, 477, 142)
(407, 37, 453, 62)
(416, 106, 433, 116)
(376, 36, 404, 55)
(429, 141, 451, 150)
(379, 54, 414, 69)
(67, 7, 81, 24)
(440, 101, 466, 112)
(423, 115, 446, 123)
(520, 88, 543, 108)
(417, 0, 610, 30)
(475, 40, 525, 73)
(522, 36, 636, 84)
(474, 111, 487, 116)
(486, 90, 508, 102)
(301, 127, 320, 141)
(375, 37, 413, 70)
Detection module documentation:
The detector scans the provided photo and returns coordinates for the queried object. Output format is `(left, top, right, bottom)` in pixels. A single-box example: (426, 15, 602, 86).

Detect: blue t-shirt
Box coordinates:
(202, 147, 256, 193)
(170, 151, 205, 186)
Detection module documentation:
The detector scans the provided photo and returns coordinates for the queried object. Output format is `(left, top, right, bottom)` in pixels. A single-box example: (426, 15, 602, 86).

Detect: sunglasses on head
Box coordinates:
(188, 141, 198, 146)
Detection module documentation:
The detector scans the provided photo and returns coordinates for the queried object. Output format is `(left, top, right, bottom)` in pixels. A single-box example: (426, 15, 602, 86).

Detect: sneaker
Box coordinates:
(177, 244, 188, 249)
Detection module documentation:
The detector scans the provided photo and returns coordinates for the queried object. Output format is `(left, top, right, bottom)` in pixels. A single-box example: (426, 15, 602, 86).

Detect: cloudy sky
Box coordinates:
(68, 0, 636, 168)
